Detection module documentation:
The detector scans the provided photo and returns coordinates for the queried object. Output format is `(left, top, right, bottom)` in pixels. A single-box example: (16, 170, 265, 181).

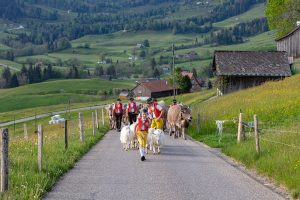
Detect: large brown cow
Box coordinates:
(167, 104, 192, 140)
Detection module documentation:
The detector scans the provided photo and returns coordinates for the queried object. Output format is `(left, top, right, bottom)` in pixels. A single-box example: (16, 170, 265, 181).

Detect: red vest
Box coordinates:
(137, 117, 150, 131)
(127, 102, 137, 113)
(114, 103, 123, 113)
(153, 102, 162, 118)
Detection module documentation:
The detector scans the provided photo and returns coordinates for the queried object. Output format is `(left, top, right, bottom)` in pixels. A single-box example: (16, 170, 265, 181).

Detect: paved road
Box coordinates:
(0, 105, 106, 127)
(44, 130, 285, 200)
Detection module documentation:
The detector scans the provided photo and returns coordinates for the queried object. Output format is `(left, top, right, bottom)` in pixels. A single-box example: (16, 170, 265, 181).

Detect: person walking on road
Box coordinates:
(135, 108, 150, 161)
(113, 98, 123, 132)
(127, 97, 138, 124)
(147, 98, 164, 129)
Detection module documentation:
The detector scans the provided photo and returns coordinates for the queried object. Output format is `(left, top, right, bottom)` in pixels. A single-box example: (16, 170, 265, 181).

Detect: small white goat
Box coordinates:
(120, 125, 134, 150)
(147, 128, 165, 154)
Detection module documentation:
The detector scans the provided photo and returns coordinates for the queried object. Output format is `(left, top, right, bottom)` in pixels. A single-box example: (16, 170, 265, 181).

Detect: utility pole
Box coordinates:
(172, 44, 176, 99)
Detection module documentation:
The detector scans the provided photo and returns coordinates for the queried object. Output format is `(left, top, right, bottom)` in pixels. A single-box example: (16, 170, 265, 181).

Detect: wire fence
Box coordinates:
(212, 113, 300, 151)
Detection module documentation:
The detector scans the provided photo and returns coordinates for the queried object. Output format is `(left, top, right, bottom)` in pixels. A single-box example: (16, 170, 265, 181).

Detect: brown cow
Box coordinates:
(167, 104, 192, 140)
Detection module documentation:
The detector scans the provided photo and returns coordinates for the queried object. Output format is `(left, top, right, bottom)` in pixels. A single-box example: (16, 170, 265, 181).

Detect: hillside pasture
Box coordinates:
(0, 79, 134, 113)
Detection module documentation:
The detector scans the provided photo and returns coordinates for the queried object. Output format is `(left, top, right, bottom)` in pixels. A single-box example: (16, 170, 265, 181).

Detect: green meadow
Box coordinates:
(0, 78, 134, 113)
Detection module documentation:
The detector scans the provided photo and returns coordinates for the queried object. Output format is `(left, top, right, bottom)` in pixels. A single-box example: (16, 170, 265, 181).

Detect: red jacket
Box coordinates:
(153, 102, 162, 118)
(127, 102, 137, 113)
(114, 103, 123, 114)
(137, 116, 150, 131)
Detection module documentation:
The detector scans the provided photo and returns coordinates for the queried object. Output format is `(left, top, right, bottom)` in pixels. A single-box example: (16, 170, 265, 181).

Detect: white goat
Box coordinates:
(120, 125, 134, 150)
(147, 128, 165, 154)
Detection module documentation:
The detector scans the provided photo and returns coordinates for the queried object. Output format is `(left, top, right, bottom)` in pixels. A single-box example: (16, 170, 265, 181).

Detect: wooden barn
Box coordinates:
(212, 51, 292, 95)
(276, 25, 300, 60)
(131, 80, 173, 98)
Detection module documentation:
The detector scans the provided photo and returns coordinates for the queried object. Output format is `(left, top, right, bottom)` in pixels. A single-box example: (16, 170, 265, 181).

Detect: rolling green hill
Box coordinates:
(0, 78, 134, 113)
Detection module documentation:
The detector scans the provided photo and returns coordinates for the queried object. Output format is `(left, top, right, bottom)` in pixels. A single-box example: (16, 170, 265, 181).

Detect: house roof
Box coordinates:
(275, 26, 300, 41)
(212, 51, 291, 77)
(181, 71, 194, 79)
(139, 80, 173, 93)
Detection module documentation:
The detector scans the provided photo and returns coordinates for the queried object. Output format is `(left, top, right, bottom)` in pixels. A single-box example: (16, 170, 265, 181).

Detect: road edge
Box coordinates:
(185, 134, 292, 200)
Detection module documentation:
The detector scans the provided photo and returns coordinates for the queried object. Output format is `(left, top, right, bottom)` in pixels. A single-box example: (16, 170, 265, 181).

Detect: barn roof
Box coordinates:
(275, 26, 300, 41)
(181, 71, 193, 79)
(212, 51, 291, 77)
(139, 80, 173, 93)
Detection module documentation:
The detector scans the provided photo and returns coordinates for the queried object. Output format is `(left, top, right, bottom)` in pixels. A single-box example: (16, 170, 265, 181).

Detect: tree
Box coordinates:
(265, 0, 300, 37)
(139, 50, 146, 58)
(150, 58, 156, 71)
(2, 67, 11, 87)
(143, 39, 150, 47)
(153, 68, 160, 78)
(180, 75, 192, 93)
(94, 66, 104, 77)
(9, 74, 19, 88)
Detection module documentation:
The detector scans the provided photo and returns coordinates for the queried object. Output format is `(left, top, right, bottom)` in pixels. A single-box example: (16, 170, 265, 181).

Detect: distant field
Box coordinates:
(0, 79, 134, 113)
(214, 3, 266, 28)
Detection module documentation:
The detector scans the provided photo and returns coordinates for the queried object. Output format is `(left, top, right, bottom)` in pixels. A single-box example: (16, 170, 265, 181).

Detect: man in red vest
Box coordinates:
(113, 98, 123, 132)
(146, 98, 164, 129)
(127, 97, 138, 124)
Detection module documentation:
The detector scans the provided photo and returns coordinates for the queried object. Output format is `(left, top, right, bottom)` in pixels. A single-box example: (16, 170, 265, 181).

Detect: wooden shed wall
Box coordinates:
(218, 76, 283, 94)
(132, 85, 151, 97)
(277, 28, 300, 58)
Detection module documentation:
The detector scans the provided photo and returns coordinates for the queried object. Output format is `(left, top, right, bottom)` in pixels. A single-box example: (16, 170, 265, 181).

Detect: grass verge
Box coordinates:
(0, 110, 109, 199)
(178, 75, 300, 198)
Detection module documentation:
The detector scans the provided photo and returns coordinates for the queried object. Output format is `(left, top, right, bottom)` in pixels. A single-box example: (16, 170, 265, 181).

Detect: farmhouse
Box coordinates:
(119, 90, 134, 100)
(213, 51, 292, 95)
(181, 71, 202, 92)
(132, 80, 173, 98)
(276, 25, 300, 61)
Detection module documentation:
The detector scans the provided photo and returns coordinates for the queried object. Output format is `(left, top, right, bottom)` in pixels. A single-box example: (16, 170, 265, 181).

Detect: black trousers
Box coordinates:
(115, 113, 122, 130)
(128, 112, 137, 124)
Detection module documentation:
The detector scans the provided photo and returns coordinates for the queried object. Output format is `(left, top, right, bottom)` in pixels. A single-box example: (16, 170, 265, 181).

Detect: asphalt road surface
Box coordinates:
(44, 130, 286, 200)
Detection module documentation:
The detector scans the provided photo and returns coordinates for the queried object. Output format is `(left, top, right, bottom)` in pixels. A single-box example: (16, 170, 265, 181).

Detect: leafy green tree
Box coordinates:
(2, 67, 11, 87)
(150, 58, 156, 71)
(265, 0, 300, 37)
(9, 74, 19, 88)
(153, 68, 160, 78)
(180, 75, 192, 93)
(143, 39, 150, 47)
(139, 50, 146, 58)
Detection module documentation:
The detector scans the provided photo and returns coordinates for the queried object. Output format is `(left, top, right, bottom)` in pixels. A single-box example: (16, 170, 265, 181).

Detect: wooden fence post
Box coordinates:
(79, 113, 84, 142)
(101, 108, 104, 126)
(254, 114, 260, 155)
(38, 124, 43, 172)
(24, 124, 28, 141)
(64, 120, 68, 150)
(197, 113, 200, 133)
(92, 112, 95, 136)
(95, 110, 99, 129)
(237, 112, 243, 144)
(1, 128, 9, 192)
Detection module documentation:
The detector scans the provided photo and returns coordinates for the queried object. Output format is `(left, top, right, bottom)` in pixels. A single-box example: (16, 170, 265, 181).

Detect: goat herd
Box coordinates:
(105, 100, 192, 155)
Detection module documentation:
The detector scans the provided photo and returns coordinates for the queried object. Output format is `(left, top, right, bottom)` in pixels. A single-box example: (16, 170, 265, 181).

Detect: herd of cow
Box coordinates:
(105, 100, 192, 154)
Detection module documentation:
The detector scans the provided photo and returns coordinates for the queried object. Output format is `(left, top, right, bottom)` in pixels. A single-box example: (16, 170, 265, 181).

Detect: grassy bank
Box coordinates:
(176, 75, 300, 198)
(1, 109, 109, 199)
